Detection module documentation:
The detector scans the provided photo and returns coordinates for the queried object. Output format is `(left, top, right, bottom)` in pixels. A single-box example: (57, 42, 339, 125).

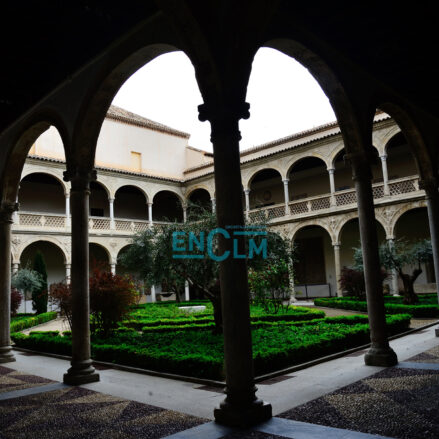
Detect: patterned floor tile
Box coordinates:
(0, 386, 206, 439)
(0, 365, 54, 394)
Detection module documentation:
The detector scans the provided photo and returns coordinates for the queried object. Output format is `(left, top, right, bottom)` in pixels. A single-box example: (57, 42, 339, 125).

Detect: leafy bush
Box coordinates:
(89, 266, 138, 336)
(248, 261, 291, 314)
(11, 288, 22, 316)
(339, 267, 387, 299)
(10, 312, 57, 332)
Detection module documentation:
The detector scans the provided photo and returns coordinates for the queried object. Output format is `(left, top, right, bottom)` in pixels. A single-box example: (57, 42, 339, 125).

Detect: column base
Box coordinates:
(63, 360, 100, 385)
(364, 346, 398, 367)
(214, 398, 272, 428)
(0, 346, 16, 363)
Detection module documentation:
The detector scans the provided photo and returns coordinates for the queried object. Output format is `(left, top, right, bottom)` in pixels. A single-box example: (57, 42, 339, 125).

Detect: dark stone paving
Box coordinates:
(0, 365, 54, 394)
(279, 364, 439, 439)
(0, 385, 206, 439)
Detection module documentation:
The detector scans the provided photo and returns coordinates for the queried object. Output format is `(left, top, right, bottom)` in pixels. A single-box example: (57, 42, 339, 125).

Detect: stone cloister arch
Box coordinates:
(247, 168, 283, 210)
(152, 190, 184, 223)
(3, 9, 439, 426)
(19, 173, 67, 215)
(114, 185, 148, 221)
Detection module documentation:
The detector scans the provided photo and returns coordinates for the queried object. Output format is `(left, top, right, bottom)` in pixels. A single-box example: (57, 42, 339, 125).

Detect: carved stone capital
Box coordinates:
(64, 167, 97, 192)
(198, 101, 250, 144)
(418, 177, 438, 195)
(0, 201, 18, 223)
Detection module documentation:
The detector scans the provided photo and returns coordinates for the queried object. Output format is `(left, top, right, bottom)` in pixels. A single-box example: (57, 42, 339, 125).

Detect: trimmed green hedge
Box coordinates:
(125, 307, 325, 331)
(10, 312, 57, 332)
(11, 313, 410, 380)
(314, 297, 439, 318)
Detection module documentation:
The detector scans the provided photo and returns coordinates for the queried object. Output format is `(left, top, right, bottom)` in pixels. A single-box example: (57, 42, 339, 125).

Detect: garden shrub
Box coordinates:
(89, 266, 138, 336)
(11, 288, 22, 316)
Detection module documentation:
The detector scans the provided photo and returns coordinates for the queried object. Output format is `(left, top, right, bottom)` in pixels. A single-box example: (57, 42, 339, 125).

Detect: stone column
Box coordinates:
(386, 238, 399, 295)
(183, 204, 187, 223)
(0, 202, 17, 363)
(12, 263, 19, 274)
(333, 242, 342, 297)
(65, 263, 71, 284)
(109, 198, 115, 229)
(211, 197, 216, 213)
(244, 189, 250, 221)
(350, 154, 397, 366)
(110, 263, 116, 275)
(65, 192, 71, 227)
(151, 285, 156, 302)
(199, 101, 271, 426)
(419, 178, 439, 306)
(282, 179, 289, 214)
(328, 168, 336, 206)
(184, 281, 190, 301)
(148, 202, 153, 227)
(380, 154, 390, 195)
(63, 169, 99, 385)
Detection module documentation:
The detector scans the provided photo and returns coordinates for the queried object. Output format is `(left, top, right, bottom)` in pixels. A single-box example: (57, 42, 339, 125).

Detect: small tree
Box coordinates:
(89, 265, 138, 336)
(32, 252, 48, 314)
(11, 288, 22, 316)
(248, 260, 291, 314)
(354, 239, 432, 304)
(49, 281, 72, 329)
(11, 267, 43, 314)
(339, 266, 387, 299)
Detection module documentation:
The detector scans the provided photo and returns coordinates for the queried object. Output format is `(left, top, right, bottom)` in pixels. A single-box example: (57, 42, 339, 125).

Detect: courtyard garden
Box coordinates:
(11, 299, 411, 380)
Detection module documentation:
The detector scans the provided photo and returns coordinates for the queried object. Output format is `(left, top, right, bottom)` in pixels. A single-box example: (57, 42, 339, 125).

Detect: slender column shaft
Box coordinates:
(386, 239, 399, 295)
(65, 193, 71, 227)
(183, 205, 187, 223)
(0, 203, 17, 363)
(333, 243, 342, 297)
(328, 168, 336, 194)
(63, 170, 99, 385)
(211, 197, 216, 213)
(244, 189, 250, 220)
(282, 179, 289, 214)
(184, 281, 190, 301)
(199, 101, 271, 426)
(110, 263, 116, 275)
(420, 179, 439, 304)
(65, 263, 71, 284)
(148, 202, 153, 226)
(109, 198, 115, 229)
(351, 156, 397, 366)
(12, 263, 19, 274)
(151, 285, 156, 302)
(328, 168, 336, 206)
(380, 155, 390, 195)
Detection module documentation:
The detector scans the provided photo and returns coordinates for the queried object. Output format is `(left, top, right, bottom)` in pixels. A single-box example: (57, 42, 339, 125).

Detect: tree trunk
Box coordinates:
(211, 295, 223, 334)
(400, 269, 421, 304)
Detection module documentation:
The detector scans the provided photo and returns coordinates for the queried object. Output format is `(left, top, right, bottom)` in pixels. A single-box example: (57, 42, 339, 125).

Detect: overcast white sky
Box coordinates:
(112, 48, 336, 152)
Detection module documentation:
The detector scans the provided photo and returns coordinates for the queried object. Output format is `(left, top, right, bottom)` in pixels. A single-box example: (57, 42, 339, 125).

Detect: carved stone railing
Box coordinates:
(14, 212, 175, 234)
(16, 212, 66, 228)
(247, 175, 422, 221)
